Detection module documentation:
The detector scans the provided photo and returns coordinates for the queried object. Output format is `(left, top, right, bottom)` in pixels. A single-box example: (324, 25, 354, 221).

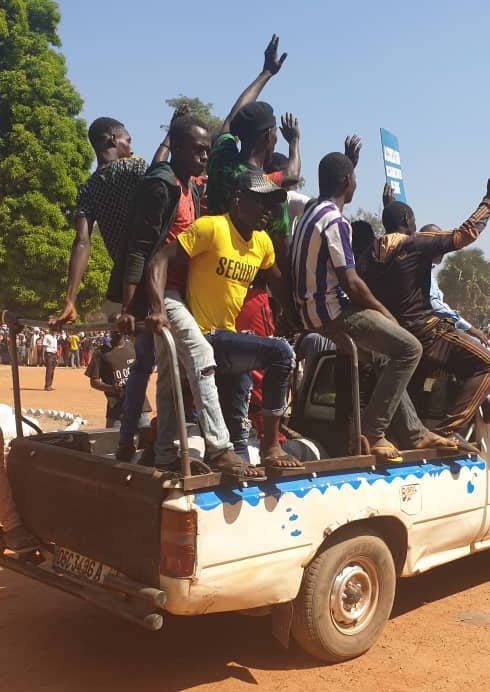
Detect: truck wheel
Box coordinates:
(292, 528, 396, 663)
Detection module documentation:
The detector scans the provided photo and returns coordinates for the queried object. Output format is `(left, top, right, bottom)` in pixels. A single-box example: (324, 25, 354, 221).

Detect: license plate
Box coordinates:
(53, 545, 112, 584)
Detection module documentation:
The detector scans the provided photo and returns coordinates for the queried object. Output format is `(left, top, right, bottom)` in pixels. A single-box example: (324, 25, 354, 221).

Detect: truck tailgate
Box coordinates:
(7, 435, 165, 586)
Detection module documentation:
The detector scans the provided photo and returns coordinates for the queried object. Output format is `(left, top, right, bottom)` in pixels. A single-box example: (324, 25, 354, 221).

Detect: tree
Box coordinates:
(351, 208, 384, 237)
(0, 0, 110, 319)
(438, 248, 490, 327)
(165, 95, 223, 138)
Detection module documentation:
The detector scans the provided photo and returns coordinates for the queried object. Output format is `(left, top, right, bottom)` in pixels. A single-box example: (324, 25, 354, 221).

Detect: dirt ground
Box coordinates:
(0, 364, 489, 692)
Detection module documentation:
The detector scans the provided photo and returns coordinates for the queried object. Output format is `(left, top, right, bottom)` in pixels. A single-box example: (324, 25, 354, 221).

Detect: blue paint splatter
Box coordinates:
(193, 458, 485, 511)
(467, 480, 475, 494)
(289, 514, 299, 522)
(291, 529, 302, 537)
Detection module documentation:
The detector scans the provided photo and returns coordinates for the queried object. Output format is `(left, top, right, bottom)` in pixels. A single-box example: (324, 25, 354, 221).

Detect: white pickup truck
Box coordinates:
(1, 322, 488, 664)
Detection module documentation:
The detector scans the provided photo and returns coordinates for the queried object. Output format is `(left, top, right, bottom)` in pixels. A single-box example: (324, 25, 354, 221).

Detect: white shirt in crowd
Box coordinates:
(42, 333, 58, 354)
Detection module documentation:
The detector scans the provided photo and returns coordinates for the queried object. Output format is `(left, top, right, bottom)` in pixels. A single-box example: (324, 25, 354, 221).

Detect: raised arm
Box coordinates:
(415, 179, 490, 258)
(278, 113, 301, 186)
(152, 103, 190, 165)
(51, 215, 94, 326)
(220, 34, 287, 134)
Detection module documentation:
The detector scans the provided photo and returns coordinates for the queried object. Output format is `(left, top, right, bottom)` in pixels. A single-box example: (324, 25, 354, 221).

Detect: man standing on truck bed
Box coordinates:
(290, 152, 461, 461)
(120, 115, 251, 477)
(145, 171, 303, 476)
(359, 183, 490, 437)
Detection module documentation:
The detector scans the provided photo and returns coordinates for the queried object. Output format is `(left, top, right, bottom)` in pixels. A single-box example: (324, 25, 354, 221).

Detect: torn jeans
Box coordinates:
(154, 290, 233, 466)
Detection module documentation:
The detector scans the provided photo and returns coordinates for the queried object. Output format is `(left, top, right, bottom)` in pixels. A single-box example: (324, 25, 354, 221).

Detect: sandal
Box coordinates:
(211, 451, 266, 483)
(369, 439, 403, 463)
(261, 453, 305, 470)
(415, 432, 479, 454)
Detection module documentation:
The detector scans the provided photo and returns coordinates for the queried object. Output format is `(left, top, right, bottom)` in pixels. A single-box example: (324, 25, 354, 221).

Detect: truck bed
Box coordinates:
(7, 430, 165, 586)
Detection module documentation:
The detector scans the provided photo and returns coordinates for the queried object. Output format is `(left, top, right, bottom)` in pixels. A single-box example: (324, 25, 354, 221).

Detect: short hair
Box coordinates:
(419, 224, 442, 233)
(265, 152, 288, 174)
(318, 152, 354, 197)
(88, 117, 125, 150)
(169, 114, 209, 147)
(382, 201, 414, 233)
(351, 220, 375, 261)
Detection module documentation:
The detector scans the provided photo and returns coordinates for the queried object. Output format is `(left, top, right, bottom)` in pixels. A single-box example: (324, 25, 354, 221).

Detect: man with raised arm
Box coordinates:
(290, 152, 459, 461)
(359, 182, 490, 437)
(145, 172, 302, 474)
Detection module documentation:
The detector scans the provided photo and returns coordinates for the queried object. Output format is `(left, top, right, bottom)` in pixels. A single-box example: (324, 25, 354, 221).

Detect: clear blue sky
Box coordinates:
(58, 0, 490, 258)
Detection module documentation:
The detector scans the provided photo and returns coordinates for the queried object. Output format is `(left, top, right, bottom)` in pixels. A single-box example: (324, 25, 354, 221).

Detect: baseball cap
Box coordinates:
(236, 171, 287, 203)
(230, 102, 276, 140)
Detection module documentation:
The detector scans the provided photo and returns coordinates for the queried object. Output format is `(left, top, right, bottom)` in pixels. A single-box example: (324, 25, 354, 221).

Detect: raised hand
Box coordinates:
(263, 34, 287, 75)
(170, 103, 190, 124)
(344, 135, 362, 168)
(382, 182, 395, 208)
(280, 113, 300, 143)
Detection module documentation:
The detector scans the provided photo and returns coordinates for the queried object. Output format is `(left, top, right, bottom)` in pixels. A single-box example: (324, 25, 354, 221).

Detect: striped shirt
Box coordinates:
(290, 200, 354, 328)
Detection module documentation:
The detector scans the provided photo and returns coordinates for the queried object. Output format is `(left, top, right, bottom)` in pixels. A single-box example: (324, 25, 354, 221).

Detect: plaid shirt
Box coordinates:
(76, 156, 148, 261)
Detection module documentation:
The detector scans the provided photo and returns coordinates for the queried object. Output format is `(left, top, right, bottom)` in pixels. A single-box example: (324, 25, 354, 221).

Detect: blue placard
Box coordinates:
(380, 128, 407, 202)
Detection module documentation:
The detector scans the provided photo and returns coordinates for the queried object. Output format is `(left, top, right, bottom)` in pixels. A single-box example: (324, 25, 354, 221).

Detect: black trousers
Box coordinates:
(420, 322, 490, 434)
(44, 352, 57, 388)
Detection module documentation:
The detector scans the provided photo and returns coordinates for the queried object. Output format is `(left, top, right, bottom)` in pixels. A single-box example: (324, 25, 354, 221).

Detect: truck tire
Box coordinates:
(292, 527, 396, 663)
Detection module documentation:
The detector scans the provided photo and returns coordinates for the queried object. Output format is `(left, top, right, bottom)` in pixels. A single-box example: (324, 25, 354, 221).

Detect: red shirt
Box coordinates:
(166, 179, 196, 293)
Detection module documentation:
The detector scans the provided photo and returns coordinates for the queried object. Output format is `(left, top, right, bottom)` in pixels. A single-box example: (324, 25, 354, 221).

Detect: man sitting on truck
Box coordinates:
(145, 171, 302, 476)
(290, 152, 459, 461)
(359, 183, 490, 437)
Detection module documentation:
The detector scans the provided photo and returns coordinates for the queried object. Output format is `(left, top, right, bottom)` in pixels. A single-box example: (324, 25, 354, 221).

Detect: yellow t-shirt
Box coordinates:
(177, 214, 275, 333)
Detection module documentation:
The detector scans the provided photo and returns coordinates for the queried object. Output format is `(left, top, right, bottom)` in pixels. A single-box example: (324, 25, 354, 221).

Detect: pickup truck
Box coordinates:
(1, 318, 489, 664)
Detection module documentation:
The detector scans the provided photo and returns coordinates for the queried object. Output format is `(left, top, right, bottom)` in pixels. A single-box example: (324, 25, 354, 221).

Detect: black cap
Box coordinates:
(230, 102, 276, 140)
(236, 171, 287, 203)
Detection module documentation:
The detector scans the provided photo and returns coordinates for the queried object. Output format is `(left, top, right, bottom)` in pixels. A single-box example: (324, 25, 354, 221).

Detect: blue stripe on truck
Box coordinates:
(193, 457, 485, 511)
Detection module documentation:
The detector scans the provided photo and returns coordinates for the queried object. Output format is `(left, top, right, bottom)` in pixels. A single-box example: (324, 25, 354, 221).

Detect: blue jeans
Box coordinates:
(207, 330, 295, 460)
(154, 291, 233, 466)
(119, 330, 155, 446)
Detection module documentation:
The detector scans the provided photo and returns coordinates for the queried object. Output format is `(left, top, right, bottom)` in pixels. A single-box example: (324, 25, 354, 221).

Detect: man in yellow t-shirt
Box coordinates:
(146, 171, 303, 473)
(67, 332, 80, 368)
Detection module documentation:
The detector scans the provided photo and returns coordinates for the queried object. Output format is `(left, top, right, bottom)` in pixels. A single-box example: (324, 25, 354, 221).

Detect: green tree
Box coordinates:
(165, 95, 223, 138)
(0, 0, 110, 318)
(438, 248, 490, 326)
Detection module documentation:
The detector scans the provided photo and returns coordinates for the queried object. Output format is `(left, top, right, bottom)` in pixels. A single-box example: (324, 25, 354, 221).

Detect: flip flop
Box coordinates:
(261, 454, 306, 470)
(210, 457, 266, 483)
(370, 440, 403, 463)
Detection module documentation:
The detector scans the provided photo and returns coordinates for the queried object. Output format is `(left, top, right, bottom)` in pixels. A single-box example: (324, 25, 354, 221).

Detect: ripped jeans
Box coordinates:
(154, 291, 233, 466)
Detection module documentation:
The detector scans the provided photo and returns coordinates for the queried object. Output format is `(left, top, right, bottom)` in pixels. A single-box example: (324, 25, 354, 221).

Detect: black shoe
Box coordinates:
(115, 443, 136, 462)
(3, 525, 40, 553)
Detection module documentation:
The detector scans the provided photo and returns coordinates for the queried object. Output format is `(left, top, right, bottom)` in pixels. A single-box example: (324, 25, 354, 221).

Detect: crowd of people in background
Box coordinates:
(0, 324, 114, 368)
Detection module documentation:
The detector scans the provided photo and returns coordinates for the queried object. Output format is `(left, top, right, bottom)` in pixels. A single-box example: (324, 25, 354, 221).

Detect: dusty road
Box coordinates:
(0, 365, 489, 692)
